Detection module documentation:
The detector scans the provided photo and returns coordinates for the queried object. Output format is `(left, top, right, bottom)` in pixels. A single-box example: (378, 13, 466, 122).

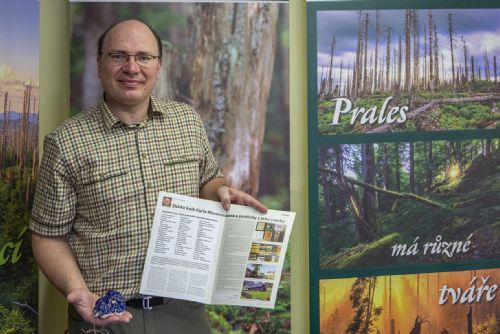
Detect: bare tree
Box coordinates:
(374, 10, 380, 93)
(433, 24, 440, 88)
(405, 10, 411, 91)
(428, 10, 434, 91)
(0, 91, 8, 180)
(462, 36, 469, 83)
(385, 25, 392, 91)
(362, 13, 369, 93)
(448, 13, 456, 87)
(412, 10, 420, 89)
(327, 35, 336, 95)
(495, 56, 498, 82)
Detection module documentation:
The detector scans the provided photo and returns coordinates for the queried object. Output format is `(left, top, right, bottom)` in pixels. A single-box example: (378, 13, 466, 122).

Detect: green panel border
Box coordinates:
(39, 0, 70, 333)
(307, 1, 500, 333)
(290, 1, 309, 333)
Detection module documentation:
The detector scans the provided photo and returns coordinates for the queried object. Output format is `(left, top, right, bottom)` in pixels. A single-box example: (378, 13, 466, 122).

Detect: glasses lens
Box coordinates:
(136, 55, 154, 65)
(107, 53, 127, 64)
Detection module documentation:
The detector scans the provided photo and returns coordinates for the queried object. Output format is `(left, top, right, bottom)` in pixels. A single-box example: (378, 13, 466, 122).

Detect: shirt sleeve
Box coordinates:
(195, 114, 224, 188)
(30, 134, 76, 236)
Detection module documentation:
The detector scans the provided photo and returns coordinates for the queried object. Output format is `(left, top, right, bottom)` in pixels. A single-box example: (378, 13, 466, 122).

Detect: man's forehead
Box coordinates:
(103, 20, 157, 49)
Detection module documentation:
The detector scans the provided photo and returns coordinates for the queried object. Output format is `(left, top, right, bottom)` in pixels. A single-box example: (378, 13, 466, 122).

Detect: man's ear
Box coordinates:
(97, 55, 102, 78)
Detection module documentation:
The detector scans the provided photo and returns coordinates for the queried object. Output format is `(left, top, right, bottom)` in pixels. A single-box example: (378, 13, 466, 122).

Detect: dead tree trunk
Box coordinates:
(405, 10, 411, 91)
(178, 3, 279, 196)
(374, 10, 380, 93)
(1, 92, 8, 180)
(462, 36, 469, 84)
(494, 56, 498, 82)
(19, 85, 31, 178)
(448, 14, 456, 88)
(385, 25, 392, 91)
(434, 24, 440, 88)
(412, 10, 419, 89)
(362, 13, 369, 93)
(428, 10, 434, 91)
(327, 35, 336, 95)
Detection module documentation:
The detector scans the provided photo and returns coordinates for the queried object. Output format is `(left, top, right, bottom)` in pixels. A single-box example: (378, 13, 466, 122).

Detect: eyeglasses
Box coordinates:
(100, 52, 161, 66)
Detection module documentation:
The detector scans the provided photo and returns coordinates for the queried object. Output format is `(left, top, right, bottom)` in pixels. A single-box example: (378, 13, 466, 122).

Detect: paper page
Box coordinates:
(139, 192, 226, 303)
(212, 207, 295, 309)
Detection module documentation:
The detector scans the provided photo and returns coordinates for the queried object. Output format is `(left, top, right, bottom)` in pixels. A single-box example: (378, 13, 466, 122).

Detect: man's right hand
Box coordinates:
(67, 289, 133, 325)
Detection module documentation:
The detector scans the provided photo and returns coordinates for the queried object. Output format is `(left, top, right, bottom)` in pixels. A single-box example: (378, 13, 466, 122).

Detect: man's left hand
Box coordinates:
(217, 185, 267, 213)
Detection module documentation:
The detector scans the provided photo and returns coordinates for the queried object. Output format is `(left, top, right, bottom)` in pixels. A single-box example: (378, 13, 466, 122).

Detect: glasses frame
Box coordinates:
(100, 52, 162, 66)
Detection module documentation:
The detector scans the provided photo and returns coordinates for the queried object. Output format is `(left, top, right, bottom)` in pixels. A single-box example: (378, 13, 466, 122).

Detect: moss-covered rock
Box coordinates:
(455, 154, 496, 193)
(320, 233, 403, 269)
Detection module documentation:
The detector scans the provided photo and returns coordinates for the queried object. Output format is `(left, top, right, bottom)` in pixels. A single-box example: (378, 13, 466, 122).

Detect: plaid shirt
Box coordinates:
(30, 96, 223, 298)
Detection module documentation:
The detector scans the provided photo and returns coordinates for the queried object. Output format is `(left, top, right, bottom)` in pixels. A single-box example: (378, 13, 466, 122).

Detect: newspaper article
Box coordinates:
(140, 192, 295, 309)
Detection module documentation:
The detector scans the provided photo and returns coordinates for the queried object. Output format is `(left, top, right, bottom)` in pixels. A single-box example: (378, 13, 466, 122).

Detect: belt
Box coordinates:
(126, 296, 165, 310)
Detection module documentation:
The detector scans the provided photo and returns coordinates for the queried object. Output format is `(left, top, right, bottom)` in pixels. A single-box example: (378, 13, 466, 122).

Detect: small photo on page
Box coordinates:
(254, 222, 287, 243)
(241, 280, 274, 301)
(245, 264, 277, 280)
(162, 196, 172, 207)
(248, 243, 282, 263)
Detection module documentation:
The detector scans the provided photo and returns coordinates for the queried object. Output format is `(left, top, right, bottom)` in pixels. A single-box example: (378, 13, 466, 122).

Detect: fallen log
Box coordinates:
(319, 167, 445, 208)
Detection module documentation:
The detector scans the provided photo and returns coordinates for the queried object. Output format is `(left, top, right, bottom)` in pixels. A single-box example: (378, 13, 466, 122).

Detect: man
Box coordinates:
(30, 19, 267, 333)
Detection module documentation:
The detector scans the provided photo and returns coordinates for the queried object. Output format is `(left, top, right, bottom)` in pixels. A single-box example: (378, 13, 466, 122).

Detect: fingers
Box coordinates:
(243, 195, 268, 213)
(93, 311, 133, 325)
(217, 185, 231, 211)
(221, 187, 268, 213)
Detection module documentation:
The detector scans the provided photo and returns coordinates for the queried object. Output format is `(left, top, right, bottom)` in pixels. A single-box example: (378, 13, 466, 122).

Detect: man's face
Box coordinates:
(97, 20, 161, 111)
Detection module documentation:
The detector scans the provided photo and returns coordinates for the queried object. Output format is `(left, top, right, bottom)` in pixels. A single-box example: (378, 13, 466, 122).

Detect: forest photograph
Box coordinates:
(70, 2, 291, 333)
(320, 269, 500, 334)
(318, 138, 500, 270)
(0, 0, 39, 332)
(316, 9, 500, 135)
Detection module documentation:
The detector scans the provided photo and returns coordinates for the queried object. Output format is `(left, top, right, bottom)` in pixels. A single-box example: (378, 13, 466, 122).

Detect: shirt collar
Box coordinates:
(99, 95, 167, 130)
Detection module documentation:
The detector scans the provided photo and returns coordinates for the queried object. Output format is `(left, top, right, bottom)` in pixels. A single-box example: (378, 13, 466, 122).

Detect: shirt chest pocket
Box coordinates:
(78, 165, 130, 209)
(163, 155, 200, 197)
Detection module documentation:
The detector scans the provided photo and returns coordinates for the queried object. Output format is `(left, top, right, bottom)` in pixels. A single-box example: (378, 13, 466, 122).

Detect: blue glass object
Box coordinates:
(93, 290, 126, 319)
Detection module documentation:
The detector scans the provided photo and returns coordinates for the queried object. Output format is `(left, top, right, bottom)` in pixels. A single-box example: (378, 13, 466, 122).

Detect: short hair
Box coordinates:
(97, 19, 163, 58)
